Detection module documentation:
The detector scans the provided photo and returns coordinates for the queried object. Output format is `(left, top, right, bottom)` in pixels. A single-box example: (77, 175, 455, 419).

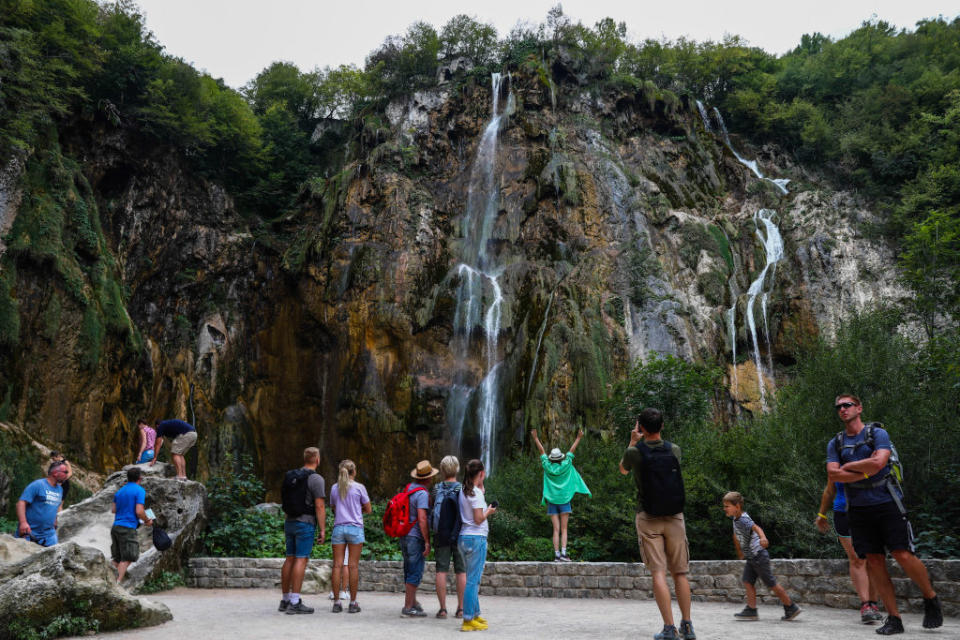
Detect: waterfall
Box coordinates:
(712, 108, 790, 195)
(696, 100, 712, 133)
(448, 73, 512, 473)
(744, 209, 784, 409)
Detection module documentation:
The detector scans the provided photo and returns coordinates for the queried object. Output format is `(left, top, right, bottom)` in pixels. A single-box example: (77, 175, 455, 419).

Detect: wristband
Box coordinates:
(817, 513, 827, 520)
(864, 473, 870, 479)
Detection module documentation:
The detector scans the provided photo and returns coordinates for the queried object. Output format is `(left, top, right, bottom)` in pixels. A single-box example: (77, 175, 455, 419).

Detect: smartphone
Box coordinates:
(489, 500, 499, 508)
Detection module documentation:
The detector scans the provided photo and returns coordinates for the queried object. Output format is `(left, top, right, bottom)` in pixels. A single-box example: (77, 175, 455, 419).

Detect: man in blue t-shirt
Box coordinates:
(16, 461, 69, 546)
(826, 394, 942, 634)
(149, 419, 197, 479)
(111, 467, 153, 582)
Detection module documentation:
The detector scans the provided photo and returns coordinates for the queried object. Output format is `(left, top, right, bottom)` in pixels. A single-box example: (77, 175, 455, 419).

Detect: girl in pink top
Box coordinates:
(136, 419, 157, 464)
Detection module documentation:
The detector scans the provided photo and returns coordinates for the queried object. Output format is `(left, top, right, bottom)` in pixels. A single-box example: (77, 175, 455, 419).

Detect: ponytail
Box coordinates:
(337, 459, 356, 501)
(462, 459, 484, 497)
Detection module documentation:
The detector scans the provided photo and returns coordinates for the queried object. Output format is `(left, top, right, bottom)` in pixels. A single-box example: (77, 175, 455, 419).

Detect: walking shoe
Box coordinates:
(340, 590, 349, 600)
(474, 616, 487, 625)
(401, 606, 428, 617)
(332, 602, 343, 613)
(734, 606, 758, 620)
(285, 600, 315, 614)
(922, 595, 943, 629)
(460, 619, 487, 632)
(413, 601, 424, 613)
(559, 553, 572, 562)
(782, 603, 802, 621)
(876, 615, 904, 635)
(653, 625, 679, 640)
(678, 619, 696, 640)
(861, 602, 883, 624)
(348, 602, 361, 613)
(278, 599, 289, 612)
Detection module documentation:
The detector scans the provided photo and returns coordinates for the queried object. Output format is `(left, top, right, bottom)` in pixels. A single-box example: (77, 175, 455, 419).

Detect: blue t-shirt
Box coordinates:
(156, 419, 196, 438)
(405, 482, 430, 539)
(826, 425, 900, 508)
(113, 482, 146, 529)
(832, 482, 847, 513)
(19, 478, 63, 535)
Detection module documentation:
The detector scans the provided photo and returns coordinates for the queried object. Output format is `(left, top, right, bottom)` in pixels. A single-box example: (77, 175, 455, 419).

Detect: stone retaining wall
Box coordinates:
(186, 558, 960, 615)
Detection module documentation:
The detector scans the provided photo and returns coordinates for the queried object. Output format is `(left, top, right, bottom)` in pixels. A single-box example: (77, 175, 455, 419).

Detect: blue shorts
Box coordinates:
(16, 528, 57, 547)
(547, 502, 572, 515)
(284, 520, 316, 558)
(400, 535, 426, 586)
(331, 524, 365, 545)
(137, 449, 155, 464)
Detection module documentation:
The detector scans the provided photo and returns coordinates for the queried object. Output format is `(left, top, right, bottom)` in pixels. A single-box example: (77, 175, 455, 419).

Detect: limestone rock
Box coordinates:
(57, 463, 207, 592)
(0, 537, 171, 637)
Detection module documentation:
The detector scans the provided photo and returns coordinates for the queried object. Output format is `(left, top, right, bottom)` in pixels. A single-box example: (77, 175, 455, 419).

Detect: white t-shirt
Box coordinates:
(458, 485, 489, 537)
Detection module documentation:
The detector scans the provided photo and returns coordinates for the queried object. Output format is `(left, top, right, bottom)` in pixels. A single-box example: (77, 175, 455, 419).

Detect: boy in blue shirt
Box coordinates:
(16, 461, 69, 546)
(112, 467, 153, 582)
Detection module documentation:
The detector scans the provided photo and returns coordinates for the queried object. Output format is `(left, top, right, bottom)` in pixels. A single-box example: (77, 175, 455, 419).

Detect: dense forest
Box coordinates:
(1, 0, 958, 560)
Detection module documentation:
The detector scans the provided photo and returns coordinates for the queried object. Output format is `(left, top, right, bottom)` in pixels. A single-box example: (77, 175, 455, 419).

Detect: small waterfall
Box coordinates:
(696, 100, 712, 133)
(744, 209, 784, 409)
(713, 108, 789, 195)
(721, 227, 739, 389)
(526, 290, 555, 400)
(448, 72, 512, 473)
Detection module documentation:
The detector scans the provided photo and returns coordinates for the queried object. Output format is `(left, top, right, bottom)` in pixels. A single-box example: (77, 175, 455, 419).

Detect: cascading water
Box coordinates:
(696, 100, 712, 133)
(448, 73, 513, 473)
(744, 209, 784, 409)
(713, 108, 790, 195)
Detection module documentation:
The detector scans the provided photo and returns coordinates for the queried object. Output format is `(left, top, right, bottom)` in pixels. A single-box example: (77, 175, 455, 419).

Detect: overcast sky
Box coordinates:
(132, 1, 957, 89)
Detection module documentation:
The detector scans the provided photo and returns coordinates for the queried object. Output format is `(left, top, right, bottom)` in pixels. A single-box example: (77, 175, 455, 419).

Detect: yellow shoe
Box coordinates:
(461, 619, 487, 632)
(474, 616, 488, 625)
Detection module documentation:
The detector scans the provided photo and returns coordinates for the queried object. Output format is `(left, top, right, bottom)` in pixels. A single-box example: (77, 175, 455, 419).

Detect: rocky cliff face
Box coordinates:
(0, 69, 909, 497)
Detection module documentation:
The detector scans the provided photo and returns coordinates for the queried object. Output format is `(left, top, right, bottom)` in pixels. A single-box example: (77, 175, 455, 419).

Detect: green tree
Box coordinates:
(899, 211, 960, 337)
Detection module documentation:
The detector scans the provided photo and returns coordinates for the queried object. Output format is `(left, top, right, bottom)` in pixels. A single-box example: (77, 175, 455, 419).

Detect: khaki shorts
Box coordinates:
(171, 430, 197, 455)
(635, 511, 690, 574)
(111, 525, 140, 563)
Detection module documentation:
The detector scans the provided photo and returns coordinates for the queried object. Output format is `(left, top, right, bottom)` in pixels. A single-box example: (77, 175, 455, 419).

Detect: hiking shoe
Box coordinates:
(286, 600, 314, 614)
(923, 595, 943, 629)
(782, 603, 802, 621)
(460, 619, 487, 632)
(734, 606, 758, 620)
(861, 602, 883, 624)
(413, 601, 424, 613)
(679, 620, 696, 640)
(653, 625, 679, 640)
(332, 602, 343, 613)
(876, 615, 904, 635)
(278, 599, 289, 612)
(401, 607, 427, 617)
(348, 602, 361, 613)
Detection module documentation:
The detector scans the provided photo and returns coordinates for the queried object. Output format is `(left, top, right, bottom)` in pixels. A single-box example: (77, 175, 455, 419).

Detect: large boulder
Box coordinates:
(0, 536, 171, 638)
(57, 462, 207, 591)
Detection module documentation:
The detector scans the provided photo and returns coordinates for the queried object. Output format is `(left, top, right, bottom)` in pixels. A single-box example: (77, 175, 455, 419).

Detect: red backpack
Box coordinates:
(383, 483, 427, 537)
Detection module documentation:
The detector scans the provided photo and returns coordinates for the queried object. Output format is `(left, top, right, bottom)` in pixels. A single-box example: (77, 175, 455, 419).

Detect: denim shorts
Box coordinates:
(284, 520, 316, 558)
(400, 535, 426, 585)
(331, 524, 365, 545)
(742, 550, 777, 587)
(546, 501, 572, 515)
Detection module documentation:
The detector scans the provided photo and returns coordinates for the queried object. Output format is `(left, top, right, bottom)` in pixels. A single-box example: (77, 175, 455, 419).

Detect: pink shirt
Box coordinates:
(142, 425, 156, 450)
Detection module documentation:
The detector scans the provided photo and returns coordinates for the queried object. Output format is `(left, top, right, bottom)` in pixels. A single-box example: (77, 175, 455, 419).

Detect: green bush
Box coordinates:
(136, 570, 186, 594)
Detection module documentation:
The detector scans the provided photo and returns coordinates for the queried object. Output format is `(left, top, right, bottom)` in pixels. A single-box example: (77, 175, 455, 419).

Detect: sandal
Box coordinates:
(455, 608, 463, 619)
(436, 608, 447, 619)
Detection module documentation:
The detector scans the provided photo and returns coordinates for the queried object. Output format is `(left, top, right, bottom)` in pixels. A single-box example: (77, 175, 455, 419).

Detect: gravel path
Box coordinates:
(89, 588, 954, 639)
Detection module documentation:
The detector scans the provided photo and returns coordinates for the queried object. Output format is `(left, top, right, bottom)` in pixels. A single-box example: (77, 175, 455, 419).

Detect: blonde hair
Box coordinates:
(303, 447, 320, 464)
(723, 491, 744, 507)
(439, 455, 460, 479)
(337, 459, 356, 500)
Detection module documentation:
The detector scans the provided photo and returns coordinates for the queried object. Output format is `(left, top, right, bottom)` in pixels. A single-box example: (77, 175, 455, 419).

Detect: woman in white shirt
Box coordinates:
(457, 459, 496, 632)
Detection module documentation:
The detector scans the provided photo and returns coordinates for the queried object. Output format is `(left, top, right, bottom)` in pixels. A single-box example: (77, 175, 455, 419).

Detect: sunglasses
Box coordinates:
(835, 402, 857, 410)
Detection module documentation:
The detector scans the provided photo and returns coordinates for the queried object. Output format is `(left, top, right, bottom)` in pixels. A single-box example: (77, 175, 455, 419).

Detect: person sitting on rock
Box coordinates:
(111, 466, 153, 582)
(149, 419, 197, 480)
(135, 418, 157, 464)
(531, 427, 590, 561)
(16, 461, 69, 546)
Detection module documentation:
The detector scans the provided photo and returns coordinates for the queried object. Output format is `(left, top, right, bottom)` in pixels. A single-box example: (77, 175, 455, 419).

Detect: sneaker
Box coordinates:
(401, 607, 428, 617)
(278, 599, 289, 612)
(653, 625, 679, 640)
(348, 602, 361, 614)
(782, 603, 802, 621)
(554, 555, 562, 562)
(340, 590, 349, 600)
(460, 619, 487, 632)
(328, 592, 336, 600)
(679, 620, 696, 640)
(413, 601, 424, 613)
(923, 595, 943, 629)
(286, 600, 315, 615)
(861, 602, 883, 624)
(734, 606, 758, 620)
(474, 616, 488, 625)
(876, 615, 904, 635)
(332, 602, 343, 613)
(559, 553, 572, 562)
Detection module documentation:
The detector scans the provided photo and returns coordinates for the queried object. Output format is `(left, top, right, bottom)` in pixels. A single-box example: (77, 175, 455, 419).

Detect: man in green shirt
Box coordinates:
(619, 408, 695, 640)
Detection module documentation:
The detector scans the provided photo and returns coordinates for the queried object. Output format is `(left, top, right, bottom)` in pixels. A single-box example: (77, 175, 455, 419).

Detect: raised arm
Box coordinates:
(569, 428, 584, 453)
(531, 429, 546, 456)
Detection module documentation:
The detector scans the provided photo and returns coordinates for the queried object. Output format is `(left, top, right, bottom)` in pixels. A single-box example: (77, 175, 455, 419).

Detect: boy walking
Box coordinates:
(722, 491, 801, 621)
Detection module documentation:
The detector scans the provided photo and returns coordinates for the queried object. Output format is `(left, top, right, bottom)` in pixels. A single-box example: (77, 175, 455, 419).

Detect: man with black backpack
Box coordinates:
(619, 408, 695, 640)
(278, 447, 326, 615)
(827, 394, 942, 635)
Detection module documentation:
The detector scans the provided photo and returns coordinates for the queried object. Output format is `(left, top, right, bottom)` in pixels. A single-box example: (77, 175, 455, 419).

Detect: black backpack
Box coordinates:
(281, 468, 316, 518)
(152, 526, 172, 551)
(636, 441, 685, 516)
(432, 484, 462, 547)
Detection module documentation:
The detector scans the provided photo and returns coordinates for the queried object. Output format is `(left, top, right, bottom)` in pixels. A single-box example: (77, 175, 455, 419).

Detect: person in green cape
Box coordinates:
(531, 428, 591, 561)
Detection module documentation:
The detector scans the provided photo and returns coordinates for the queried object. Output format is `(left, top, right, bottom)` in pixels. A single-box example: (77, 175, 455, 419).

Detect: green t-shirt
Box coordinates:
(620, 439, 681, 513)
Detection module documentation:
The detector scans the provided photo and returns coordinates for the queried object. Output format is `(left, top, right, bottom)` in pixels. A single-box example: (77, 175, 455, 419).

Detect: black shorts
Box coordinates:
(848, 501, 914, 557)
(833, 511, 851, 537)
(742, 550, 777, 588)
